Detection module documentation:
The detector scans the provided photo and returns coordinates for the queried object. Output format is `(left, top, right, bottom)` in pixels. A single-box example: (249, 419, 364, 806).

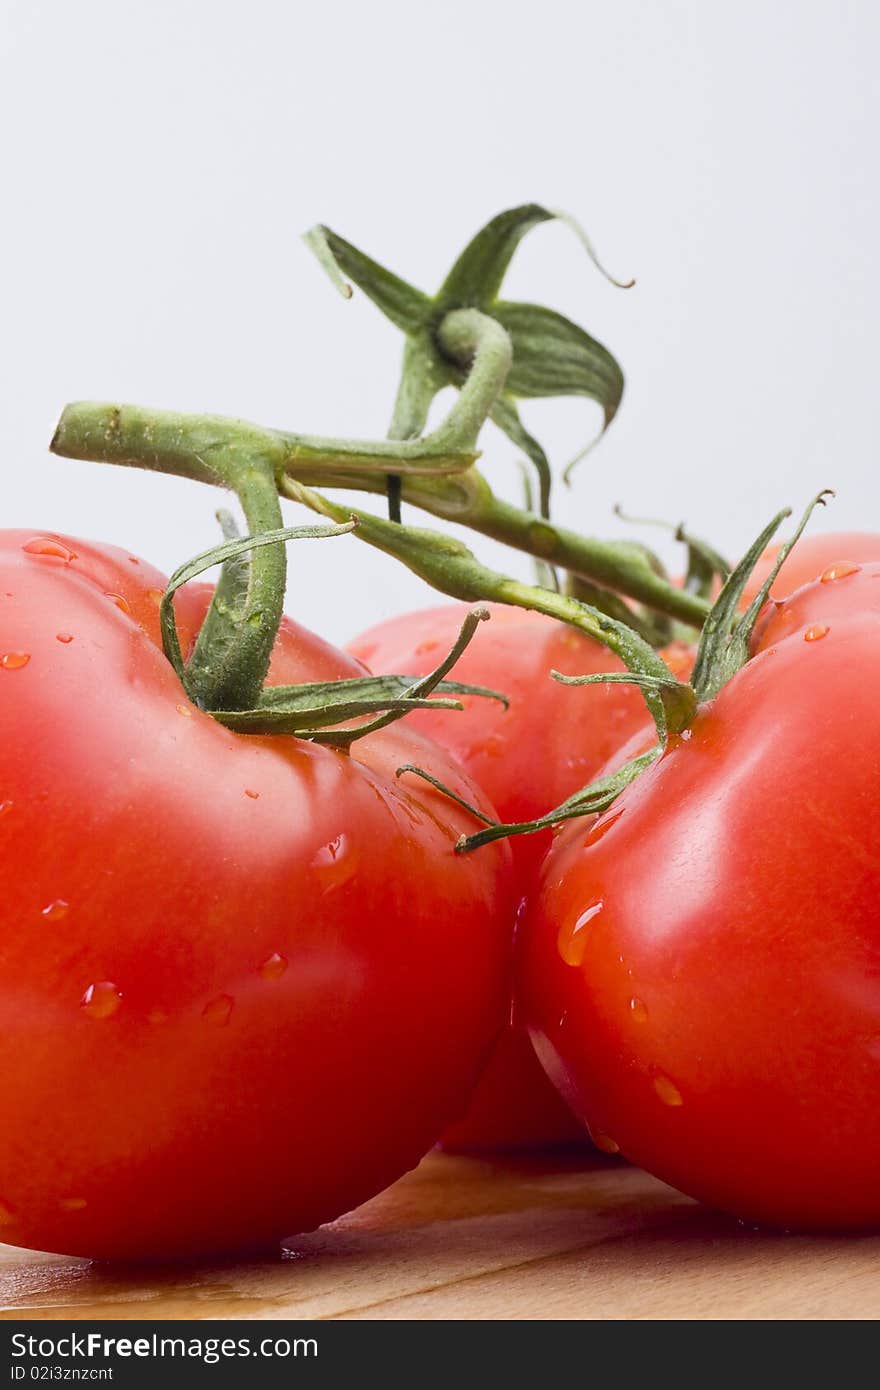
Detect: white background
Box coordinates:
(2, 0, 877, 641)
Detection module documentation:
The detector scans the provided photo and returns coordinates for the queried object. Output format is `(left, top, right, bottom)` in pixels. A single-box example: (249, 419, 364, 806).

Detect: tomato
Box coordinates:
(521, 609, 880, 1230)
(349, 602, 693, 1150)
(0, 531, 513, 1260)
(741, 530, 880, 606)
(752, 558, 880, 654)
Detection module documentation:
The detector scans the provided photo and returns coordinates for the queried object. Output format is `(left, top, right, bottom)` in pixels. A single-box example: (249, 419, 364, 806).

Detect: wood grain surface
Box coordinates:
(1, 1150, 878, 1320)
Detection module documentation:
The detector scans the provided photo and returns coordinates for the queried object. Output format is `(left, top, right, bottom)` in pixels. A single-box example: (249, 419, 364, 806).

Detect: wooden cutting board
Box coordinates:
(1, 1150, 878, 1320)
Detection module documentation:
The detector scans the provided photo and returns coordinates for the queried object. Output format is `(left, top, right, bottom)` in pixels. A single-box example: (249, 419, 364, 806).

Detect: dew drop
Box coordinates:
(1, 652, 30, 670)
(202, 993, 234, 1026)
(42, 899, 69, 922)
(146, 588, 164, 606)
(259, 952, 289, 981)
(653, 1074, 684, 1107)
(59, 1196, 87, 1212)
(0, 801, 12, 819)
(557, 900, 604, 966)
(22, 537, 78, 562)
(804, 623, 829, 643)
(0, 1198, 17, 1225)
(146, 1006, 169, 1026)
(105, 592, 131, 614)
(415, 638, 440, 656)
(176, 703, 192, 718)
(311, 834, 357, 889)
(56, 632, 74, 644)
(591, 1130, 621, 1155)
(629, 997, 648, 1023)
(244, 788, 260, 800)
(80, 981, 122, 1020)
(584, 809, 624, 847)
(821, 561, 861, 583)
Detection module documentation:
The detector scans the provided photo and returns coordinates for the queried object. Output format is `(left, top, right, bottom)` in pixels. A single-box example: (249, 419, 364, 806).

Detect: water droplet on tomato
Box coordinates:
(311, 834, 356, 889)
(42, 899, 69, 922)
(0, 1198, 17, 1225)
(653, 1074, 683, 1107)
(415, 638, 440, 656)
(244, 788, 260, 800)
(58, 1196, 87, 1212)
(258, 952, 288, 981)
(1, 652, 30, 670)
(80, 981, 122, 1020)
(629, 997, 648, 1023)
(176, 703, 192, 718)
(591, 1130, 621, 1155)
(584, 809, 624, 847)
(804, 624, 829, 643)
(105, 592, 130, 614)
(147, 588, 164, 606)
(821, 561, 861, 583)
(557, 900, 603, 966)
(202, 993, 234, 1026)
(22, 537, 78, 562)
(56, 632, 74, 644)
(0, 801, 12, 819)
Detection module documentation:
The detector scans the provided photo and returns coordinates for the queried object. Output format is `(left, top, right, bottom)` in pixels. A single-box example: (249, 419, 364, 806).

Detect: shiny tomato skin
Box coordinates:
(741, 530, 880, 606)
(349, 603, 691, 1150)
(521, 619, 880, 1230)
(752, 559, 880, 654)
(0, 531, 513, 1260)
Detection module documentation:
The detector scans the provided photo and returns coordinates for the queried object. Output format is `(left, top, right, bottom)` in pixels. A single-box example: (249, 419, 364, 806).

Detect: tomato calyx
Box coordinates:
(689, 490, 833, 702)
(443, 491, 834, 852)
(306, 205, 631, 519)
(154, 520, 506, 746)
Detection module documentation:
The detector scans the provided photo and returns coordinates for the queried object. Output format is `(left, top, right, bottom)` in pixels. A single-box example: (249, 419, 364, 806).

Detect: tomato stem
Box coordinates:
(51, 401, 709, 628)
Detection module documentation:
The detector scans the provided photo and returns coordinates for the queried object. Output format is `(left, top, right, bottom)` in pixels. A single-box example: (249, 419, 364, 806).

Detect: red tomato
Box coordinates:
(521, 615, 880, 1229)
(752, 558, 880, 654)
(0, 531, 513, 1260)
(349, 602, 693, 1150)
(741, 530, 880, 606)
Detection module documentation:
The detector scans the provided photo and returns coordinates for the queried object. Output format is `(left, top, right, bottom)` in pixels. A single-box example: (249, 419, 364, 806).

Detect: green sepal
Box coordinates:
(691, 491, 832, 702)
(398, 745, 661, 853)
(254, 672, 506, 713)
(491, 394, 553, 519)
(305, 204, 630, 513)
(213, 694, 465, 735)
(494, 300, 624, 483)
(303, 225, 430, 334)
(551, 669, 697, 737)
(298, 605, 496, 748)
(160, 521, 356, 693)
(436, 203, 633, 309)
(211, 670, 506, 735)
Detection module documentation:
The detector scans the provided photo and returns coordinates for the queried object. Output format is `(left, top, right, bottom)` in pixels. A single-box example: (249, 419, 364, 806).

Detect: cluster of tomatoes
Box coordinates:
(2, 525, 880, 1260)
